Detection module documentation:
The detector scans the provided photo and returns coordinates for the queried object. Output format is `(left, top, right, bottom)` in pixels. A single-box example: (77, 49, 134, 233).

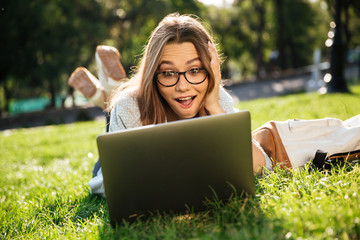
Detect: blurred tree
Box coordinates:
(325, 0, 348, 93)
(206, 2, 255, 81)
(252, 0, 266, 79)
(0, 0, 205, 115)
(1, 0, 359, 116)
(0, 0, 107, 113)
(324, 0, 360, 92)
(96, 0, 202, 74)
(275, 0, 321, 70)
(210, 0, 330, 82)
(326, 0, 360, 50)
(274, 0, 285, 70)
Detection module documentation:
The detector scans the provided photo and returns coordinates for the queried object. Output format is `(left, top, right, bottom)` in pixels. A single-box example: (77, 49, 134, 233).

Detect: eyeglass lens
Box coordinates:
(157, 68, 207, 87)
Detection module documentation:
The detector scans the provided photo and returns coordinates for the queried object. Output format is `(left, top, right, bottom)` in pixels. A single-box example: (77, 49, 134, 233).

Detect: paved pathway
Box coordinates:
(226, 75, 308, 103)
(225, 63, 358, 103)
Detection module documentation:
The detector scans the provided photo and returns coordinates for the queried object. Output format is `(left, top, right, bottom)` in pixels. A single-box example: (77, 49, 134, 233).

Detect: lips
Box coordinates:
(175, 96, 196, 108)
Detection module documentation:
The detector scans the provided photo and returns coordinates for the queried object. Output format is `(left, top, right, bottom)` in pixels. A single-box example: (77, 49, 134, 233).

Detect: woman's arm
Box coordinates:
(252, 139, 268, 175)
(89, 90, 142, 198)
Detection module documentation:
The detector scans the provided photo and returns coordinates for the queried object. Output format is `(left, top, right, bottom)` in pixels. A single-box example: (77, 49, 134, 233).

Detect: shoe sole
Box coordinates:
(96, 45, 126, 81)
(68, 67, 99, 98)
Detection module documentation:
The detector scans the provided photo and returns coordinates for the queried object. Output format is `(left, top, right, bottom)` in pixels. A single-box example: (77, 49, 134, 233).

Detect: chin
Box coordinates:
(182, 114, 197, 119)
(174, 110, 198, 120)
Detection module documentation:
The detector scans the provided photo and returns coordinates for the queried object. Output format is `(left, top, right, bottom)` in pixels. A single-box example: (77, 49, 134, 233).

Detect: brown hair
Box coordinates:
(109, 13, 220, 125)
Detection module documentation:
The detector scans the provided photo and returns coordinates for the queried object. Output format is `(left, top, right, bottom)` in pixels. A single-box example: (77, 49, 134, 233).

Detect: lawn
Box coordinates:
(1, 85, 360, 239)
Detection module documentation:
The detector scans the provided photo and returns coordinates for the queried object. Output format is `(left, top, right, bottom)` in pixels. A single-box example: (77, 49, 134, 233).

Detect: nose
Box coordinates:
(175, 74, 190, 92)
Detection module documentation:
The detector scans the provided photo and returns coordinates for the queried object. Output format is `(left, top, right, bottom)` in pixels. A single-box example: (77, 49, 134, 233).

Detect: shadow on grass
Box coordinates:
(76, 164, 359, 238)
(32, 193, 109, 229)
(72, 194, 109, 223)
(93, 185, 290, 239)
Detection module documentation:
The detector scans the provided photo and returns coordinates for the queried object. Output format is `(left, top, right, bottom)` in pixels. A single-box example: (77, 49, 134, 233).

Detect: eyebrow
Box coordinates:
(159, 57, 201, 68)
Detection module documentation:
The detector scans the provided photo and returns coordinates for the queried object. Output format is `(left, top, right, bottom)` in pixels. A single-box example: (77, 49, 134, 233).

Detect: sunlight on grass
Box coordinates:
(1, 86, 360, 239)
(257, 164, 360, 239)
(237, 85, 360, 130)
(0, 120, 108, 239)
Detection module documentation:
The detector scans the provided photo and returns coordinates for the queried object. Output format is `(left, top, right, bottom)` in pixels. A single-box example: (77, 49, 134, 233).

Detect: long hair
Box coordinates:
(109, 13, 220, 126)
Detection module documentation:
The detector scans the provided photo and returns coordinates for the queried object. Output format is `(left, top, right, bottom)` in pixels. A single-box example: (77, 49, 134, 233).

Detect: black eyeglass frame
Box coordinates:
(155, 68, 208, 87)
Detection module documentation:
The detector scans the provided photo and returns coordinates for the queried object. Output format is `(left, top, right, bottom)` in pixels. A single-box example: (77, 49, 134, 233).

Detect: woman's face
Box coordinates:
(157, 42, 208, 120)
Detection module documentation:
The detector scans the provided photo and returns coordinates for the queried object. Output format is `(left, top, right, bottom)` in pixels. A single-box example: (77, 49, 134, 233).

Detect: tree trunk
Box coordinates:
(326, 0, 349, 93)
(275, 0, 286, 70)
(254, 0, 265, 79)
(343, 2, 351, 58)
(4, 84, 11, 115)
(0, 87, 2, 118)
(288, 37, 299, 68)
(48, 80, 56, 108)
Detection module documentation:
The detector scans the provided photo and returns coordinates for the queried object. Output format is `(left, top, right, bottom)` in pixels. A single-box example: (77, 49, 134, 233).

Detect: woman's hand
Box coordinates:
(203, 41, 225, 115)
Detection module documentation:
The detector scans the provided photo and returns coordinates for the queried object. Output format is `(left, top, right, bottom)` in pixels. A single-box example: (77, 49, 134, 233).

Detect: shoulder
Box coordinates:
(219, 86, 238, 113)
(109, 87, 142, 131)
(113, 87, 139, 110)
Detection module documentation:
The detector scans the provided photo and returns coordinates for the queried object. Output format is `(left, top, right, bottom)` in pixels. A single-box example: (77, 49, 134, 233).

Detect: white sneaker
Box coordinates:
(95, 45, 127, 96)
(68, 67, 106, 109)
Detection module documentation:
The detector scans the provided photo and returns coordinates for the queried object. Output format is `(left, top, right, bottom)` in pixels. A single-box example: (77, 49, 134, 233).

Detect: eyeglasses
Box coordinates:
(155, 68, 208, 87)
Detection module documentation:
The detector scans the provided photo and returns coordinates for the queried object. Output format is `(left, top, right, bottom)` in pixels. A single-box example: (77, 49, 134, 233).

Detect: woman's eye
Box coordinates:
(189, 68, 200, 74)
(163, 71, 175, 77)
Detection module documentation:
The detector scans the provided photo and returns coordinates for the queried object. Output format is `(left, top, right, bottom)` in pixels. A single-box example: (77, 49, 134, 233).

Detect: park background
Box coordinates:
(1, 0, 360, 120)
(2, 1, 360, 239)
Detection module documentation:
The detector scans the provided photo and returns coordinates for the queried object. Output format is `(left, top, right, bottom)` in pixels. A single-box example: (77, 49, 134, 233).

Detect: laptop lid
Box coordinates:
(97, 110, 254, 225)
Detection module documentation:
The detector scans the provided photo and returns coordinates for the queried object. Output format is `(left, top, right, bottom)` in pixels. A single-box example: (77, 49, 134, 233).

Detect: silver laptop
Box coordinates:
(97, 110, 254, 226)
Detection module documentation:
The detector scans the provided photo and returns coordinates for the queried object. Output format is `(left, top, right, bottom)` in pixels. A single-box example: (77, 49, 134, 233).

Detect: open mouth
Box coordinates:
(176, 96, 196, 107)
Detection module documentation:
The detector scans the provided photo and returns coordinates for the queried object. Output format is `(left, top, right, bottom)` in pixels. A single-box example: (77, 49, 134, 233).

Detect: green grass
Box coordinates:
(1, 85, 360, 239)
(239, 85, 360, 130)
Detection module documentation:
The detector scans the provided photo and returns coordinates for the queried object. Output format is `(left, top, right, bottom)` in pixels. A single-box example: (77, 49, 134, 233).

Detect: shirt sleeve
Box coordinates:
(109, 91, 142, 132)
(109, 101, 127, 132)
(219, 86, 239, 113)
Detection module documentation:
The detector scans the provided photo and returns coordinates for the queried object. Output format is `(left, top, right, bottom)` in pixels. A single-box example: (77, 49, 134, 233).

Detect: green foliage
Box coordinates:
(97, 0, 204, 74)
(213, 0, 333, 80)
(281, 0, 324, 68)
(1, 87, 360, 239)
(2, 0, 360, 113)
(0, 0, 107, 105)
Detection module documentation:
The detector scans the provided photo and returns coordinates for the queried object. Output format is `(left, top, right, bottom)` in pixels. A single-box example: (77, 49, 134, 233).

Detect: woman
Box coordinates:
(87, 13, 270, 197)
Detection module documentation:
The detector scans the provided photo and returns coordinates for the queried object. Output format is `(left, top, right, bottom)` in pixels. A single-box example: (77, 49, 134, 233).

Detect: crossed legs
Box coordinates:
(68, 45, 127, 110)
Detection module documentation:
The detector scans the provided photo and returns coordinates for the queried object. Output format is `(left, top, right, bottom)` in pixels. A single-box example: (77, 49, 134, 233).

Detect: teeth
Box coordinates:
(178, 97, 192, 101)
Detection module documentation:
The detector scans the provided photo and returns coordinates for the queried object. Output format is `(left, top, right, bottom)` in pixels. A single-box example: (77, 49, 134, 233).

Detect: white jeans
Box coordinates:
(275, 115, 360, 168)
